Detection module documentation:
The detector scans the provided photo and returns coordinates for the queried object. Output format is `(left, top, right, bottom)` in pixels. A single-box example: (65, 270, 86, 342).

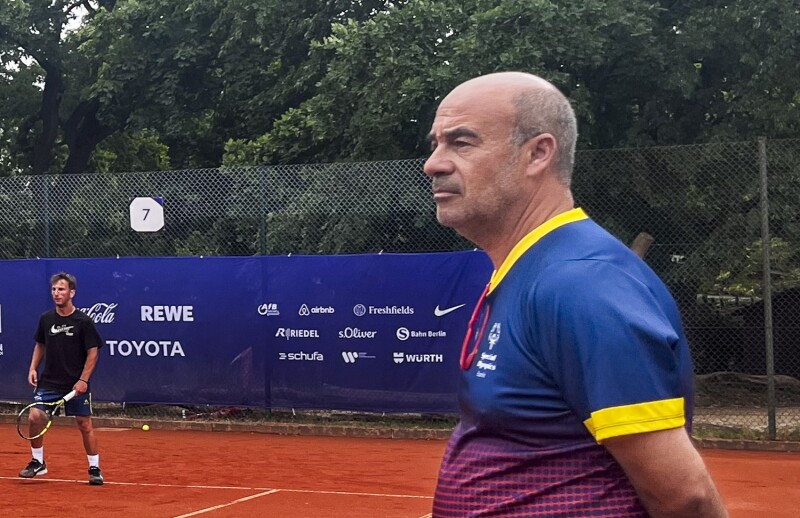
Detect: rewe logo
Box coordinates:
(141, 305, 194, 322)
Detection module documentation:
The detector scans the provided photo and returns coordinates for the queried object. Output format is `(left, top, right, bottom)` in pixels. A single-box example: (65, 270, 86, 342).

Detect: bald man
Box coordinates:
(424, 72, 726, 517)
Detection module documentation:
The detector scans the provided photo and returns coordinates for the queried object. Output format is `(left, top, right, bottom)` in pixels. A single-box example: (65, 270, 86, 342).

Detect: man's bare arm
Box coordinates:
(28, 343, 45, 386)
(603, 427, 728, 517)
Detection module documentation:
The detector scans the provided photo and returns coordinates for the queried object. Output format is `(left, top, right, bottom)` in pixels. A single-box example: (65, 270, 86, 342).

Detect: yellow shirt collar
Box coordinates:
(488, 208, 589, 293)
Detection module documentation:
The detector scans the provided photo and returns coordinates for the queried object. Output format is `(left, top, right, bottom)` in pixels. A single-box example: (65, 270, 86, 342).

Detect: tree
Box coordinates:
(0, 0, 118, 175)
(224, 0, 670, 164)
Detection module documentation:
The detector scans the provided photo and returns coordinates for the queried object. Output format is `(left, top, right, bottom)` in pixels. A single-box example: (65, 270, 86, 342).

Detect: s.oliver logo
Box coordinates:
(79, 303, 117, 324)
(338, 327, 377, 339)
(106, 340, 186, 357)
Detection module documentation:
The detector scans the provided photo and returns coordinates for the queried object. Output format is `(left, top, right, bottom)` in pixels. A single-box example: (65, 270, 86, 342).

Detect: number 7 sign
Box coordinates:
(129, 196, 165, 232)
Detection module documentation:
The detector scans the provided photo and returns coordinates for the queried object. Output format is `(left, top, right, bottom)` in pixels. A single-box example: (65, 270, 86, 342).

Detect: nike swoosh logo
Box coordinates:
(434, 304, 466, 317)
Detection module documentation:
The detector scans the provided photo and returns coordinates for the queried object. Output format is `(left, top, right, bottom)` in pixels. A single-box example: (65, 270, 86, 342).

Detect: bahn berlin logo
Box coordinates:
(395, 327, 447, 341)
(393, 352, 444, 364)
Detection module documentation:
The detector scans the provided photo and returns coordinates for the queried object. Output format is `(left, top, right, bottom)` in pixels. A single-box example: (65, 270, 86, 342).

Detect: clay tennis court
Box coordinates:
(2, 423, 799, 517)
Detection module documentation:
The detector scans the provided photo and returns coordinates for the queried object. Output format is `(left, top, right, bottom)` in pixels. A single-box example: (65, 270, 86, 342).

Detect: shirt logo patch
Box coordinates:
(487, 323, 501, 350)
(50, 324, 75, 336)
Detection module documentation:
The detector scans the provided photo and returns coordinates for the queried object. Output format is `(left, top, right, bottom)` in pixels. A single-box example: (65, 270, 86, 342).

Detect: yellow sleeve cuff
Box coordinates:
(584, 397, 686, 442)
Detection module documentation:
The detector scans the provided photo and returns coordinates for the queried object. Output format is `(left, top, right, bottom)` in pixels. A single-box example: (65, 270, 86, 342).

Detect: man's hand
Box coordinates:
(73, 378, 89, 396)
(27, 369, 38, 387)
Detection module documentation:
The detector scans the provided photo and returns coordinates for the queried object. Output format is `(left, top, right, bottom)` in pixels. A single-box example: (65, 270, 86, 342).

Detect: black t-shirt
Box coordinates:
(34, 309, 104, 391)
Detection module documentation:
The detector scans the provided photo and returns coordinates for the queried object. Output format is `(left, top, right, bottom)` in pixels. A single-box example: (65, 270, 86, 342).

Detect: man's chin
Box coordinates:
(435, 211, 458, 229)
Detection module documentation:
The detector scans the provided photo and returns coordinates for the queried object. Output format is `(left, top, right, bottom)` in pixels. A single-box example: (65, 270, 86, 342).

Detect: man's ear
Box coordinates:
(523, 133, 558, 177)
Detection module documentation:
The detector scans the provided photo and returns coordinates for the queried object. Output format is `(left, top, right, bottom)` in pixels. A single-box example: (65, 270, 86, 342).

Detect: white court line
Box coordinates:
(1, 476, 256, 490)
(173, 489, 280, 518)
(417, 514, 433, 518)
(279, 488, 432, 499)
(0, 475, 433, 499)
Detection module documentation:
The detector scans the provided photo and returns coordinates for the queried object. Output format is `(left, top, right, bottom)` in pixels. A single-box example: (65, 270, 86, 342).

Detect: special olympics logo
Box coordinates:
(353, 304, 367, 317)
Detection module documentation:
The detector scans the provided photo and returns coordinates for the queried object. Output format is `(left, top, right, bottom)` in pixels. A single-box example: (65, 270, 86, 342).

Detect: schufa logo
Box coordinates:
(80, 303, 118, 324)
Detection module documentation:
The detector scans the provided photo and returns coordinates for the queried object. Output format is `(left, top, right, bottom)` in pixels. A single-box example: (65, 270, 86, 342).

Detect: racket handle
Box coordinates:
(63, 390, 78, 402)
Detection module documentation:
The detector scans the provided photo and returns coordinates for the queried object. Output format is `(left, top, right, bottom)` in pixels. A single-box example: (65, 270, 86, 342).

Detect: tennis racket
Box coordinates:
(16, 390, 77, 440)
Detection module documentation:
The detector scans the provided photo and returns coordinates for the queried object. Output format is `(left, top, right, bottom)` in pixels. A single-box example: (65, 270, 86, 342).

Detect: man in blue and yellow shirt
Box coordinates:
(424, 72, 727, 517)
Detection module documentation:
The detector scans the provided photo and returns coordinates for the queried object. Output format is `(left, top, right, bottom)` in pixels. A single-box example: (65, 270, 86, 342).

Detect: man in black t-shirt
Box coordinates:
(19, 272, 105, 486)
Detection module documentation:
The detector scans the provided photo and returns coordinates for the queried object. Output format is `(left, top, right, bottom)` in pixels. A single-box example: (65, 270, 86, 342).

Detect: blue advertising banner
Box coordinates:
(0, 252, 492, 413)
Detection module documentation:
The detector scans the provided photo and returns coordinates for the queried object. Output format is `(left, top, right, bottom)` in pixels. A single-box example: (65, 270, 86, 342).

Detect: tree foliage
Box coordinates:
(0, 0, 799, 299)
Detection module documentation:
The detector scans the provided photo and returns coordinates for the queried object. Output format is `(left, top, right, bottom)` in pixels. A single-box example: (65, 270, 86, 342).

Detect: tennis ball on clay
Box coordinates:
(142, 424, 150, 431)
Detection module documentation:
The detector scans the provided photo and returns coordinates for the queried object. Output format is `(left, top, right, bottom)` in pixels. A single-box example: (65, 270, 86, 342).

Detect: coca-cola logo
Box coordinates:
(80, 303, 118, 324)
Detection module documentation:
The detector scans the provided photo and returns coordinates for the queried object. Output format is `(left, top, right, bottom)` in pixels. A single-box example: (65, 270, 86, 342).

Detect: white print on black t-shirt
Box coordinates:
(50, 324, 75, 336)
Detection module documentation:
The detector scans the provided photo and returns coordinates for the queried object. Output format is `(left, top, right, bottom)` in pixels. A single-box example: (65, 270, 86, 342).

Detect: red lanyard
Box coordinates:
(459, 283, 491, 370)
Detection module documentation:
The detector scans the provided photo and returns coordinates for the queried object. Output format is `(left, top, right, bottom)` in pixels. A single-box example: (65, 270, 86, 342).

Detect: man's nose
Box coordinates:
(423, 148, 453, 178)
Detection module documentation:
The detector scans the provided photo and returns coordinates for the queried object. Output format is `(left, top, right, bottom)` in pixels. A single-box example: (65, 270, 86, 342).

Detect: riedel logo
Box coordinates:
(275, 328, 320, 340)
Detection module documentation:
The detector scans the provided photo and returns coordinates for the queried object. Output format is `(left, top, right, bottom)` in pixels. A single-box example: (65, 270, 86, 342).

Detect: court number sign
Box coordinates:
(130, 196, 165, 232)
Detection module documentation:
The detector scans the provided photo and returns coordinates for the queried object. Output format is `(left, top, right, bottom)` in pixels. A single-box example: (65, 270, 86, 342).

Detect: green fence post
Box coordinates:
(758, 136, 776, 440)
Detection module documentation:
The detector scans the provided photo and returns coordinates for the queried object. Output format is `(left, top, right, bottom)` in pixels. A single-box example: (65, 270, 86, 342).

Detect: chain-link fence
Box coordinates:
(2, 138, 799, 439)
